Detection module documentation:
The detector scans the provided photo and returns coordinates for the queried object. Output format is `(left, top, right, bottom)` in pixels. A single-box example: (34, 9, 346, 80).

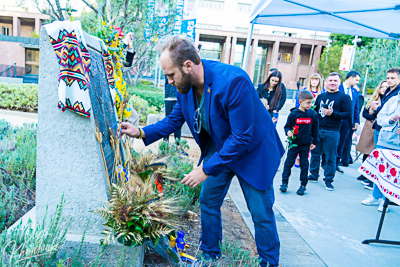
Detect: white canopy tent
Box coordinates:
(243, 0, 400, 70)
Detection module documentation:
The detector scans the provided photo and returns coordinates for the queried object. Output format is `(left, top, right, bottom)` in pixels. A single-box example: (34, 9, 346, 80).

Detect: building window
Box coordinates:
(299, 78, 306, 87)
(199, 41, 222, 61)
(311, 34, 330, 41)
(198, 24, 222, 30)
(25, 49, 39, 75)
(284, 53, 292, 62)
(272, 31, 297, 37)
(237, 3, 251, 12)
(199, 0, 224, 9)
(234, 27, 259, 33)
(277, 52, 282, 61)
(197, 23, 208, 29)
(234, 43, 245, 68)
(2, 27, 10, 36)
(253, 46, 267, 85)
(298, 55, 302, 64)
(208, 24, 222, 30)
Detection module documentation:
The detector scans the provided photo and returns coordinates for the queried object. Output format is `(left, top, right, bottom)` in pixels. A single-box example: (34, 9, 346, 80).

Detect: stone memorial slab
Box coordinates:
(36, 26, 143, 266)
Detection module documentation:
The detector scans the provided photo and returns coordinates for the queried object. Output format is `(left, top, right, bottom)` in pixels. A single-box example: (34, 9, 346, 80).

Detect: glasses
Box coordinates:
(193, 108, 201, 134)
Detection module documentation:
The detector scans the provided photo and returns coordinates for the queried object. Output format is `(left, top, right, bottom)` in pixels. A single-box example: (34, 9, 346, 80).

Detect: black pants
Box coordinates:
(337, 119, 352, 167)
(163, 100, 182, 142)
(341, 129, 354, 165)
(282, 144, 310, 187)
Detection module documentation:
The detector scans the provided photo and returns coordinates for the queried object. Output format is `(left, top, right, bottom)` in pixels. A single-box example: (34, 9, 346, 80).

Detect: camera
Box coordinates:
(322, 104, 329, 109)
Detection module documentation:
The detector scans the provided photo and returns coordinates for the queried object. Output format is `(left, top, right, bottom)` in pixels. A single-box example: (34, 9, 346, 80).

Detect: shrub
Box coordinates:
(127, 85, 164, 111)
(0, 120, 37, 232)
(129, 94, 158, 122)
(0, 83, 38, 112)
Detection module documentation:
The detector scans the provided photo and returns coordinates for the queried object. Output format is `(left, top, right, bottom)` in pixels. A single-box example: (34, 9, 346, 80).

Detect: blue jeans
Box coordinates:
(309, 129, 340, 183)
(200, 142, 280, 267)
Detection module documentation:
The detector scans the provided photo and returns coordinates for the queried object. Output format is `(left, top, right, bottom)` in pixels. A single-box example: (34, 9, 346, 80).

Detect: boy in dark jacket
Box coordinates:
(280, 91, 319, 195)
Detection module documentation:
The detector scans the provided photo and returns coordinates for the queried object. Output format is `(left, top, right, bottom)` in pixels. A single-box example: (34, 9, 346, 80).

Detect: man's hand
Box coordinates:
(353, 123, 359, 130)
(322, 107, 333, 116)
(119, 122, 142, 138)
(310, 144, 316, 150)
(287, 131, 293, 137)
(181, 167, 209, 189)
(390, 115, 400, 123)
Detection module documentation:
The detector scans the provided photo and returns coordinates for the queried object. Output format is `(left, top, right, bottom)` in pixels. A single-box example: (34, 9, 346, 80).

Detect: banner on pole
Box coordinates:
(339, 45, 354, 71)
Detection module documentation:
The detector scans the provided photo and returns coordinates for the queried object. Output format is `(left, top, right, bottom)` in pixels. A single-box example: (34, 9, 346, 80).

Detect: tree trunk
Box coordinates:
(54, 0, 65, 20)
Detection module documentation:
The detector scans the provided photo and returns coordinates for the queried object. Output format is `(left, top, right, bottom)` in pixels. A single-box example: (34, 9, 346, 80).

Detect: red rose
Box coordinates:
(379, 164, 385, 173)
(372, 150, 380, 159)
(293, 129, 299, 135)
(390, 168, 397, 177)
(294, 125, 300, 130)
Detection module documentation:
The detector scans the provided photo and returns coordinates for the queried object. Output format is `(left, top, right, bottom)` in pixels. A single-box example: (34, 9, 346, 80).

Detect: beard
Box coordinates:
(175, 70, 193, 94)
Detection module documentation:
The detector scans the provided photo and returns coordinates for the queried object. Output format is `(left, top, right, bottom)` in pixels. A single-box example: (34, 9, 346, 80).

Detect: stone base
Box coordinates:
(60, 234, 144, 267)
(7, 206, 144, 267)
(147, 114, 192, 138)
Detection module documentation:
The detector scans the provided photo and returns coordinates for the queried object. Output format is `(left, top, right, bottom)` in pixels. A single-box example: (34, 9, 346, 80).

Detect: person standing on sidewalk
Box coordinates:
(336, 71, 361, 174)
(308, 72, 352, 190)
(120, 35, 284, 267)
(280, 90, 319, 195)
(257, 71, 287, 126)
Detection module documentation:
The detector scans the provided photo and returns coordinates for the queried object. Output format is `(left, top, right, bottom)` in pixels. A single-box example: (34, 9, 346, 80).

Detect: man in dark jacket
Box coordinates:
(163, 75, 182, 142)
(336, 71, 360, 172)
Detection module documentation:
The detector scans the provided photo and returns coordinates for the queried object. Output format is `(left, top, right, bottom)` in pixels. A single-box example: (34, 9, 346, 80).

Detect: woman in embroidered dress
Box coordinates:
(358, 81, 388, 189)
(257, 71, 287, 127)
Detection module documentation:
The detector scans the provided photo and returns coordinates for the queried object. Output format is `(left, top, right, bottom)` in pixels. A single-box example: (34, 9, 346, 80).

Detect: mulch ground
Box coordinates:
(143, 195, 258, 266)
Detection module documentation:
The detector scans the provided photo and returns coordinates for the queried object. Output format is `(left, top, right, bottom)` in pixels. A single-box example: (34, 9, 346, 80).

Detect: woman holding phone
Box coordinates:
(357, 81, 388, 189)
(257, 70, 287, 126)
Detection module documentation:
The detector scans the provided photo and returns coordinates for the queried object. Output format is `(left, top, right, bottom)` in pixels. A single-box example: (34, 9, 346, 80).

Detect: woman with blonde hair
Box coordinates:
(357, 81, 388, 189)
(295, 73, 323, 107)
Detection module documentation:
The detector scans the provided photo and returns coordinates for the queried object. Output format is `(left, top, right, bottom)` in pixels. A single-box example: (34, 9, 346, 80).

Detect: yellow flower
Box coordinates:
(102, 21, 106, 26)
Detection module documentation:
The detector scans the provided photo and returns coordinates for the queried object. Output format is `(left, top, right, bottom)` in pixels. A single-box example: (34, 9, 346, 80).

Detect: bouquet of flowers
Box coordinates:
(279, 125, 300, 168)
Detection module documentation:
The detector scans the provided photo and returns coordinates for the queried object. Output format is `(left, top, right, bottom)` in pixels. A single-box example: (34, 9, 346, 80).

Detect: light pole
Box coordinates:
(362, 63, 372, 97)
(323, 39, 332, 77)
(350, 36, 362, 70)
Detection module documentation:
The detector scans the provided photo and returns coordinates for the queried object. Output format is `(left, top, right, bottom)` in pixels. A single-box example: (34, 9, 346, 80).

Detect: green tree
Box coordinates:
(353, 39, 400, 94)
(318, 45, 346, 80)
(330, 33, 374, 47)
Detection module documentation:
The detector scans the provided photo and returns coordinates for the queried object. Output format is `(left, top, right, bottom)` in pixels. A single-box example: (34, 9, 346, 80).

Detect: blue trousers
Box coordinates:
(309, 129, 340, 183)
(200, 142, 280, 267)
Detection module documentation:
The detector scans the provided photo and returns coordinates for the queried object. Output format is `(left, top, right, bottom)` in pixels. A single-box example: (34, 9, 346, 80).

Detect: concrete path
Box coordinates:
(0, 109, 37, 126)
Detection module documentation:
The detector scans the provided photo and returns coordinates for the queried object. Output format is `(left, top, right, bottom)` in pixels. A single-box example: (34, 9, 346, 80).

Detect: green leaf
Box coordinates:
(138, 169, 152, 181)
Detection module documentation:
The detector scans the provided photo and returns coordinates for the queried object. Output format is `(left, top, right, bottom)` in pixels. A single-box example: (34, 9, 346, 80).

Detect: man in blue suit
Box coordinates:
(336, 71, 360, 173)
(120, 35, 284, 267)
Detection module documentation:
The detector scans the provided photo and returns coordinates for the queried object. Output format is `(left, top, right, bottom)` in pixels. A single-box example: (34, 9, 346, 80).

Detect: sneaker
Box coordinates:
(308, 176, 318, 183)
(325, 182, 334, 191)
(280, 184, 288, 193)
(361, 179, 370, 186)
(297, 186, 307, 195)
(364, 181, 373, 190)
(336, 166, 344, 174)
(362, 195, 381, 206)
(357, 175, 366, 181)
(378, 200, 389, 212)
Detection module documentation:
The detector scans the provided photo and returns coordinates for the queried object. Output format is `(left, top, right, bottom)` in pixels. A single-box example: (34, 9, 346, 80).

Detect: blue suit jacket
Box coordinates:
(143, 59, 284, 190)
(339, 84, 360, 125)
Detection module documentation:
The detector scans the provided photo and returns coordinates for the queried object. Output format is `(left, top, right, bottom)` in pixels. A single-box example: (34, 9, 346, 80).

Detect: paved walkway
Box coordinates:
(272, 101, 400, 266)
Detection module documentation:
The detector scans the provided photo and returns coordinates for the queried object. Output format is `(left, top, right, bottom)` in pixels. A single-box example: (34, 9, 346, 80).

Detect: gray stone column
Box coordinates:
(247, 38, 258, 81)
(13, 16, 20, 36)
(312, 45, 322, 74)
(291, 42, 301, 84)
(222, 36, 231, 64)
(35, 18, 42, 34)
(229, 36, 237, 65)
(270, 40, 280, 69)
